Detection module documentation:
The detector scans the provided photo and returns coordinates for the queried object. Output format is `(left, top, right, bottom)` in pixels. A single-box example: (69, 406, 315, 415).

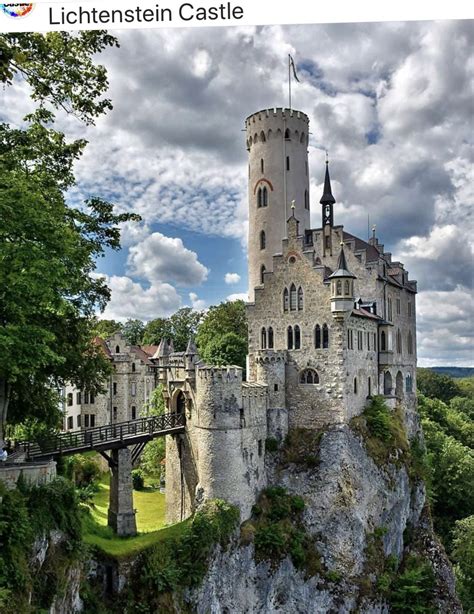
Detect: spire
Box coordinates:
(329, 244, 356, 279)
(153, 338, 169, 358)
(185, 338, 197, 356)
(320, 156, 335, 206)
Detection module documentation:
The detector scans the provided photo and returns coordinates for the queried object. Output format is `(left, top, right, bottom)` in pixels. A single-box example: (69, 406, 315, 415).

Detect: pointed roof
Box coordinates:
(329, 245, 356, 279)
(153, 338, 169, 358)
(320, 160, 336, 206)
(185, 338, 197, 356)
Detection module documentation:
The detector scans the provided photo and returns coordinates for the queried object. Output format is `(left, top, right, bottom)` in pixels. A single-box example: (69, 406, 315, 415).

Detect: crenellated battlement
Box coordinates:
(246, 107, 309, 125)
(254, 349, 288, 365)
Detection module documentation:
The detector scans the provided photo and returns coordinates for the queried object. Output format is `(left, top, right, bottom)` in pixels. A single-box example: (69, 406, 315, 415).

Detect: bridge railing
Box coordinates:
(20, 412, 185, 459)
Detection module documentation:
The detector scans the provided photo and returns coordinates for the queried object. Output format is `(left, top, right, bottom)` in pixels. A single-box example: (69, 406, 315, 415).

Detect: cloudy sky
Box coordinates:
(2, 20, 473, 366)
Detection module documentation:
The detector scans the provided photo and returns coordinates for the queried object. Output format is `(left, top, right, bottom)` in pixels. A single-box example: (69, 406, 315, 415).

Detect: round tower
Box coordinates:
(246, 108, 311, 300)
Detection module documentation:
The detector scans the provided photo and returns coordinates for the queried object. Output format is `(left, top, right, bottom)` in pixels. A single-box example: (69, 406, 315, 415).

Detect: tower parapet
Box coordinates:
(247, 108, 311, 300)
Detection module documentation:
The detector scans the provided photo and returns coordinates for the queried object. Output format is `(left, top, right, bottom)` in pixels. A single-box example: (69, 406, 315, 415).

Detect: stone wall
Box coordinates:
(0, 459, 56, 490)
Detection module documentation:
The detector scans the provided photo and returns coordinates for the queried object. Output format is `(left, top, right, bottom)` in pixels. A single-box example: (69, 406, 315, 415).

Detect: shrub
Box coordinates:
(63, 454, 101, 488)
(389, 554, 435, 613)
(132, 469, 145, 491)
(364, 396, 392, 441)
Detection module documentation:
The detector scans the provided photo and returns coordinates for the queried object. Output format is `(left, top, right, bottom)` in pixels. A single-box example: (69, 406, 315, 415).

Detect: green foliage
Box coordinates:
(0, 478, 82, 613)
(92, 318, 123, 339)
(452, 515, 474, 612)
(139, 439, 165, 481)
(196, 300, 247, 357)
(350, 398, 409, 467)
(132, 469, 145, 491)
(141, 308, 202, 351)
(389, 554, 435, 613)
(141, 317, 173, 346)
(244, 486, 324, 577)
(281, 428, 323, 467)
(265, 437, 279, 453)
(122, 319, 145, 346)
(126, 500, 239, 609)
(417, 368, 461, 404)
(418, 394, 474, 449)
(201, 332, 247, 369)
(62, 453, 101, 488)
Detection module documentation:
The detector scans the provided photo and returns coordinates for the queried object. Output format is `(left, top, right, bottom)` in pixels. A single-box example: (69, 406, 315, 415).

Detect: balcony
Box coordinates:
(378, 350, 394, 366)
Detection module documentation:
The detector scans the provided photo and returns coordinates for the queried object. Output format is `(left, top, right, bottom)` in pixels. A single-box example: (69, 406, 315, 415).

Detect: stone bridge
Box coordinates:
(20, 412, 185, 536)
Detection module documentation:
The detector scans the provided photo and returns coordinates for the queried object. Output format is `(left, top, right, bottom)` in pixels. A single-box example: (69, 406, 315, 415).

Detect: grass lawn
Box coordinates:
(82, 473, 186, 559)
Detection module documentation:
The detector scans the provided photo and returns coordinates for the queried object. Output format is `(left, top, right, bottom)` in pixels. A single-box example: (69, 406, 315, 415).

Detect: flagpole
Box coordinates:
(288, 54, 291, 109)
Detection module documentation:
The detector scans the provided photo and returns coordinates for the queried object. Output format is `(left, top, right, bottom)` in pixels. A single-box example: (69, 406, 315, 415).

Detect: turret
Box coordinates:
(320, 156, 336, 256)
(185, 338, 198, 376)
(329, 245, 356, 314)
(246, 108, 311, 300)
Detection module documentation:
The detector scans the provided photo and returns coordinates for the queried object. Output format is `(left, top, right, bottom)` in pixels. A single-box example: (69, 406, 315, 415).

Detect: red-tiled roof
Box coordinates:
(141, 345, 159, 357)
(351, 308, 382, 321)
(343, 231, 381, 263)
(93, 336, 112, 358)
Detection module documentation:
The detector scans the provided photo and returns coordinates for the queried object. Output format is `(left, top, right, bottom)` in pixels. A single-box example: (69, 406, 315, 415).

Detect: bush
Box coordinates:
(63, 454, 101, 488)
(132, 469, 145, 491)
(364, 396, 392, 441)
(389, 554, 435, 613)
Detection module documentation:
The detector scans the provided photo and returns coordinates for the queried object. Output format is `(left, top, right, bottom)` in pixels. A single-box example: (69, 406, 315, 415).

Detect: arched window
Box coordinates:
(304, 189, 309, 210)
(261, 327, 267, 349)
(300, 368, 319, 384)
(396, 371, 403, 398)
(115, 345, 120, 354)
(336, 280, 342, 295)
(286, 156, 290, 171)
(283, 288, 289, 312)
(285, 128, 290, 140)
(300, 132, 306, 143)
(260, 265, 266, 284)
(344, 280, 350, 295)
(406, 374, 413, 393)
(294, 325, 301, 349)
(408, 331, 413, 355)
(384, 371, 392, 395)
(287, 326, 293, 350)
(263, 186, 268, 206)
(297, 287, 304, 310)
(322, 323, 329, 349)
(176, 391, 186, 415)
(268, 327, 274, 349)
(354, 377, 358, 394)
(260, 130, 266, 142)
(381, 331, 387, 351)
(261, 158, 264, 173)
(257, 187, 262, 208)
(290, 284, 297, 311)
(368, 377, 372, 397)
(315, 324, 321, 349)
(260, 230, 266, 250)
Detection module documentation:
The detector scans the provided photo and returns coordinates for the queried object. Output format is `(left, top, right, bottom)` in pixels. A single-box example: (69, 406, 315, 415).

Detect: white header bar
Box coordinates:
(0, 1, 472, 32)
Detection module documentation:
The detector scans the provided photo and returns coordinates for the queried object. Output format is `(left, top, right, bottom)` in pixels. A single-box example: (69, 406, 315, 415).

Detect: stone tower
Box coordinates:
(246, 108, 311, 300)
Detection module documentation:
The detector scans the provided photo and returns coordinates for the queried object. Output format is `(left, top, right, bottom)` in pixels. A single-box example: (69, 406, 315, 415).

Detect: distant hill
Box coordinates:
(428, 367, 474, 379)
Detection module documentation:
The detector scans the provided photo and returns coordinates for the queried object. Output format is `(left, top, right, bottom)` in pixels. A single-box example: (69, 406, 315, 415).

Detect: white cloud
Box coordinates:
(189, 292, 206, 310)
(225, 272, 241, 285)
(227, 292, 248, 302)
(99, 275, 181, 322)
(127, 232, 209, 286)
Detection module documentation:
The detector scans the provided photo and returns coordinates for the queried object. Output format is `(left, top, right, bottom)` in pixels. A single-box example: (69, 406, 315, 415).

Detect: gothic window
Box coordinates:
(257, 187, 262, 207)
(344, 280, 350, 295)
(287, 326, 294, 350)
(286, 156, 290, 171)
(261, 327, 267, 349)
(323, 323, 329, 349)
(354, 377, 358, 394)
(383, 371, 392, 395)
(260, 265, 266, 284)
(315, 324, 321, 349)
(131, 363, 136, 373)
(290, 283, 297, 311)
(336, 280, 342, 295)
(283, 288, 289, 312)
(381, 331, 387, 351)
(297, 287, 304, 310)
(260, 230, 266, 250)
(285, 128, 290, 140)
(408, 331, 414, 355)
(294, 325, 301, 349)
(261, 158, 264, 173)
(260, 130, 266, 142)
(268, 327, 274, 349)
(304, 189, 309, 210)
(263, 186, 268, 206)
(115, 345, 120, 354)
(300, 368, 319, 384)
(406, 374, 413, 393)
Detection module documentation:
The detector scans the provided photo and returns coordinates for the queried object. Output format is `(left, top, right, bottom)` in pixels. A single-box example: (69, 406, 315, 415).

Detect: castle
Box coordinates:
(161, 107, 418, 524)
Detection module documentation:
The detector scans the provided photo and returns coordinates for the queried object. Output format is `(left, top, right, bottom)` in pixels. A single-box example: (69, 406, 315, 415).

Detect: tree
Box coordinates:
(196, 300, 247, 356)
(452, 515, 474, 613)
(0, 31, 139, 443)
(92, 318, 123, 339)
(168, 308, 203, 351)
(201, 332, 247, 369)
(141, 317, 174, 346)
(122, 319, 145, 346)
(417, 368, 461, 403)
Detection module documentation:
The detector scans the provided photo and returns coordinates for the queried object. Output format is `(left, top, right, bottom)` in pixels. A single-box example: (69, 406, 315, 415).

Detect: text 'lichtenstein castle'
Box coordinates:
(160, 107, 418, 523)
